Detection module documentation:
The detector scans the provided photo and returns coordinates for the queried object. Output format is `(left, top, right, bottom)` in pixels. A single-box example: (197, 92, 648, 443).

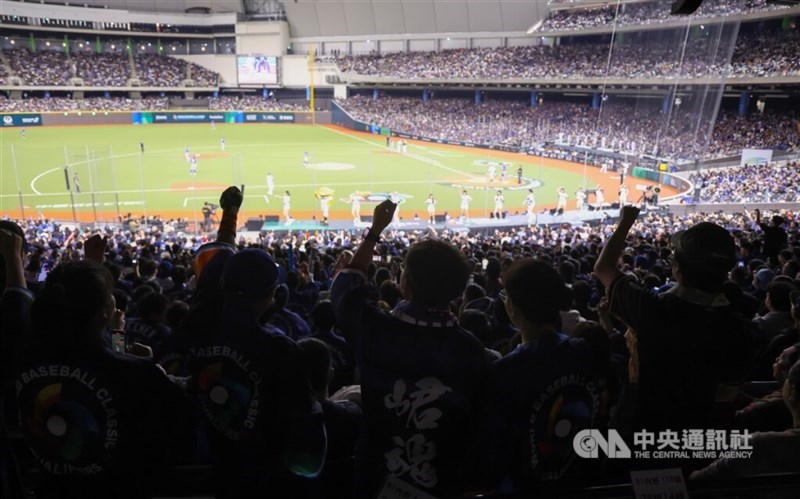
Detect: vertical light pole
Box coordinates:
(109, 145, 121, 220)
(10, 144, 25, 220)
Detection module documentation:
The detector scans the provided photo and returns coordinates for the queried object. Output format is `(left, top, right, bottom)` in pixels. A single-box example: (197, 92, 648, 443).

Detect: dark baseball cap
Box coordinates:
(221, 248, 279, 298)
(671, 222, 736, 274)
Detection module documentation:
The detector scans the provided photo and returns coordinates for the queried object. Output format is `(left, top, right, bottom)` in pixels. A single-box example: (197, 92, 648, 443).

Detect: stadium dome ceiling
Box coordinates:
(280, 1, 548, 37)
(21, 0, 546, 36)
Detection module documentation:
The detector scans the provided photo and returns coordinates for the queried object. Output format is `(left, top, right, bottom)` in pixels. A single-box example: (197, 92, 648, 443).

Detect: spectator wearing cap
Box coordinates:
(691, 358, 800, 482)
(155, 260, 174, 292)
(185, 188, 326, 497)
(753, 281, 796, 346)
(331, 200, 488, 499)
(594, 207, 752, 437)
(187, 248, 326, 497)
(477, 260, 600, 492)
(268, 283, 312, 341)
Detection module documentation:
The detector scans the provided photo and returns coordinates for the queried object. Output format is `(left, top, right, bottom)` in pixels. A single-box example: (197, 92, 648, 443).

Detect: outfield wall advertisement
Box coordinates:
(241, 112, 295, 123)
(1, 111, 316, 127)
(1, 113, 42, 127)
(132, 112, 230, 124)
(132, 111, 298, 125)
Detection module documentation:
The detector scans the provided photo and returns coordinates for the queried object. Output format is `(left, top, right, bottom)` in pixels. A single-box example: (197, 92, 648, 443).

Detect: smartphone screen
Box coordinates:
(111, 332, 126, 354)
(482, 258, 488, 270)
(373, 255, 382, 262)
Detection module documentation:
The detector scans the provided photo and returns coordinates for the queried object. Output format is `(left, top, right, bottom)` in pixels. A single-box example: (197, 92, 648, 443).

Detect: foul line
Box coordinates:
(318, 125, 482, 181)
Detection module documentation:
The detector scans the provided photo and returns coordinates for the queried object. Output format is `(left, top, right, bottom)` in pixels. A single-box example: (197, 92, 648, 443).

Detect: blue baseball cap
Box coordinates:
(221, 248, 279, 298)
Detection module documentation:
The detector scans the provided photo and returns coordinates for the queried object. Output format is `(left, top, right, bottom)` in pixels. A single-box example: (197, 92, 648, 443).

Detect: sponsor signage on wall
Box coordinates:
(1, 114, 42, 127)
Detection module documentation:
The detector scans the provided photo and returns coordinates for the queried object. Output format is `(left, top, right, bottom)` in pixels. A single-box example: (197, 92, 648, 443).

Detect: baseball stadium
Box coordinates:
(1, 0, 799, 498)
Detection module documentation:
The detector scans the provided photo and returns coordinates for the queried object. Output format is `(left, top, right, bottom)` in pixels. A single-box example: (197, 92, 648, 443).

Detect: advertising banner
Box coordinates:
(740, 148, 773, 166)
(1, 113, 43, 127)
(133, 112, 291, 125)
(241, 112, 296, 123)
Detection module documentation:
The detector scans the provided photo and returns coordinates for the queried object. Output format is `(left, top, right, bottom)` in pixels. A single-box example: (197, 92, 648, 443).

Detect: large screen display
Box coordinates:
(237, 55, 279, 85)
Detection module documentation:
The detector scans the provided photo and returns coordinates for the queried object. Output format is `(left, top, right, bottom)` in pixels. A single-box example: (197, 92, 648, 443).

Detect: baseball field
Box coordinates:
(0, 122, 671, 224)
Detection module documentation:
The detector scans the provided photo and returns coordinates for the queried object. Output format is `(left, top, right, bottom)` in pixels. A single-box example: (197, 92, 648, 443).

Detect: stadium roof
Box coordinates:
(281, 1, 548, 38)
(23, 0, 547, 37)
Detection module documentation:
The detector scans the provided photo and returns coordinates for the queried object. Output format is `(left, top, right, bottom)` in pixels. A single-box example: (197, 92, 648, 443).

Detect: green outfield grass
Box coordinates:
(1, 123, 589, 222)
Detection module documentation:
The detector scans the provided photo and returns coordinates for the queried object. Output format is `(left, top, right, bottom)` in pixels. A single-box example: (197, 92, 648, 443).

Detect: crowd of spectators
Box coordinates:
(5, 49, 72, 86)
(0, 95, 169, 112)
(691, 161, 800, 203)
(1, 188, 800, 498)
(338, 95, 799, 160)
(730, 29, 800, 78)
(0, 94, 313, 112)
(209, 95, 308, 111)
(134, 53, 188, 86)
(72, 52, 132, 86)
(707, 109, 800, 157)
(1, 49, 222, 87)
(187, 62, 219, 86)
(336, 29, 800, 81)
(537, 0, 790, 33)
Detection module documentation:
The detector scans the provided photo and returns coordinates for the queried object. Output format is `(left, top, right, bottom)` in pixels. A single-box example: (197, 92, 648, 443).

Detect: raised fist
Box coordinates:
(220, 186, 243, 211)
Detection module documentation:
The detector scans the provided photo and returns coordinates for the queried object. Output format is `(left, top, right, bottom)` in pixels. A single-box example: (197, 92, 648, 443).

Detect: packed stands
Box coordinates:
(338, 95, 799, 160)
(209, 95, 307, 111)
(0, 94, 169, 111)
(188, 62, 219, 86)
(134, 53, 188, 86)
(73, 52, 131, 86)
(536, 0, 790, 33)
(336, 29, 800, 80)
(691, 161, 800, 203)
(5, 49, 72, 86)
(2, 49, 220, 87)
